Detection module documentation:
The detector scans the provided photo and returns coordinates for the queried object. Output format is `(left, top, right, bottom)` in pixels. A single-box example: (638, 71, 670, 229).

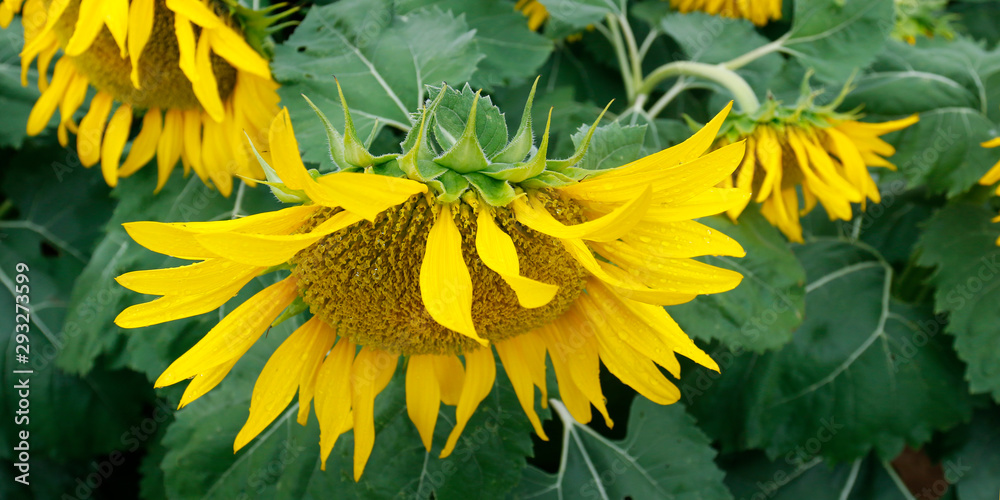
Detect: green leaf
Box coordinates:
(0, 18, 43, 149)
(916, 203, 1000, 402)
(660, 12, 784, 91)
(159, 343, 540, 499)
(515, 398, 731, 500)
(688, 240, 973, 461)
(396, 0, 554, 90)
(536, 0, 620, 37)
(783, 0, 895, 82)
(842, 39, 993, 115)
(569, 121, 646, 171)
(886, 107, 1000, 197)
(950, 409, 1000, 500)
(272, 0, 484, 168)
(670, 206, 806, 352)
(724, 452, 925, 500)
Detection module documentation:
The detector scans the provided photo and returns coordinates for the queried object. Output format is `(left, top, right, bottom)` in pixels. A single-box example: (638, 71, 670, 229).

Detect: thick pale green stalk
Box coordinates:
(638, 61, 761, 114)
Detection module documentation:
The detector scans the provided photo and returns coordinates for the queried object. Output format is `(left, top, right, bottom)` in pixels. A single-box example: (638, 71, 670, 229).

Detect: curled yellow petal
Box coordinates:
(77, 92, 114, 167)
(351, 348, 398, 481)
(512, 187, 651, 242)
(475, 209, 558, 308)
(127, 0, 154, 87)
(495, 336, 548, 439)
(316, 337, 355, 470)
(119, 109, 162, 177)
(101, 103, 133, 187)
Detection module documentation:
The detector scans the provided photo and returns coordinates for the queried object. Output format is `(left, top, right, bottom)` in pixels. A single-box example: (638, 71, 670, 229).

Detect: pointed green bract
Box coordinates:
(280, 83, 614, 207)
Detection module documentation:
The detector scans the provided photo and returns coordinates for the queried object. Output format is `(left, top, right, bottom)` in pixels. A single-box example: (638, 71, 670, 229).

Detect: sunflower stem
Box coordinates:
(614, 12, 644, 100)
(598, 16, 635, 101)
(638, 61, 761, 114)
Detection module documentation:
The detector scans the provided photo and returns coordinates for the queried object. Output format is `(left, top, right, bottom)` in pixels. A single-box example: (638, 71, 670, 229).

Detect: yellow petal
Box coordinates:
(63, 0, 105, 55)
(475, 209, 558, 308)
(440, 347, 496, 458)
(753, 126, 782, 203)
(153, 278, 298, 387)
(115, 258, 260, 296)
(127, 0, 154, 87)
(591, 240, 743, 294)
(316, 337, 355, 470)
(58, 71, 90, 134)
(406, 355, 441, 451)
(577, 295, 681, 405)
(157, 109, 184, 191)
(351, 347, 398, 481)
(77, 92, 114, 167)
(26, 58, 73, 135)
(434, 355, 465, 406)
(561, 142, 746, 206)
(513, 187, 651, 242)
(495, 336, 548, 439)
(727, 135, 756, 219)
(119, 109, 162, 177)
(194, 210, 364, 266)
(562, 238, 701, 305)
(173, 13, 198, 82)
(114, 268, 258, 328)
(537, 320, 611, 426)
(165, 0, 224, 28)
(539, 326, 593, 424)
(619, 219, 745, 259)
(420, 206, 485, 345)
(296, 320, 337, 425)
(192, 36, 224, 122)
(235, 316, 337, 451)
(314, 172, 429, 221)
(122, 204, 318, 259)
(586, 279, 717, 373)
(181, 109, 206, 180)
(102, 0, 129, 57)
(206, 26, 270, 78)
(178, 356, 240, 408)
(100, 103, 133, 187)
(596, 102, 732, 180)
(201, 113, 232, 195)
(981, 137, 1000, 149)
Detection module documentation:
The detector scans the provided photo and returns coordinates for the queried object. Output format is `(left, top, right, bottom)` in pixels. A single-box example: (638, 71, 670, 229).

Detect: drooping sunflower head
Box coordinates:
(7, 0, 292, 194)
(711, 83, 918, 242)
(892, 0, 957, 45)
(114, 82, 752, 480)
(669, 0, 782, 27)
(978, 137, 1000, 244)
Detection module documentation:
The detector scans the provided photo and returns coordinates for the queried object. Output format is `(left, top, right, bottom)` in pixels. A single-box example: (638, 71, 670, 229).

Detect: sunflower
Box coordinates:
(892, 0, 956, 45)
(669, 0, 782, 27)
(714, 98, 918, 242)
(114, 83, 749, 480)
(514, 0, 548, 32)
(4, 0, 287, 194)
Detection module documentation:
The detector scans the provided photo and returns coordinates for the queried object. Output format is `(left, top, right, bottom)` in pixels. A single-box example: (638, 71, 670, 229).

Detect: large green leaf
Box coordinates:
(688, 239, 973, 461)
(885, 107, 1000, 197)
(272, 0, 485, 169)
(396, 0, 554, 90)
(159, 340, 540, 500)
(670, 207, 806, 352)
(950, 409, 1000, 500)
(916, 202, 1000, 402)
(724, 451, 926, 500)
(515, 398, 731, 499)
(782, 0, 894, 82)
(570, 121, 646, 171)
(536, 0, 621, 38)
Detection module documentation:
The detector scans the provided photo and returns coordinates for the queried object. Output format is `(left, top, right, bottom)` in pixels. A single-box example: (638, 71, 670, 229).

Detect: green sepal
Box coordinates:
(272, 297, 309, 327)
(244, 131, 308, 203)
(335, 79, 397, 167)
(479, 162, 530, 182)
(372, 159, 407, 178)
(464, 172, 518, 206)
(301, 94, 350, 171)
(427, 170, 470, 203)
(491, 76, 538, 163)
(508, 108, 552, 183)
(546, 101, 611, 171)
(434, 89, 490, 174)
(519, 171, 576, 189)
(400, 87, 448, 181)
